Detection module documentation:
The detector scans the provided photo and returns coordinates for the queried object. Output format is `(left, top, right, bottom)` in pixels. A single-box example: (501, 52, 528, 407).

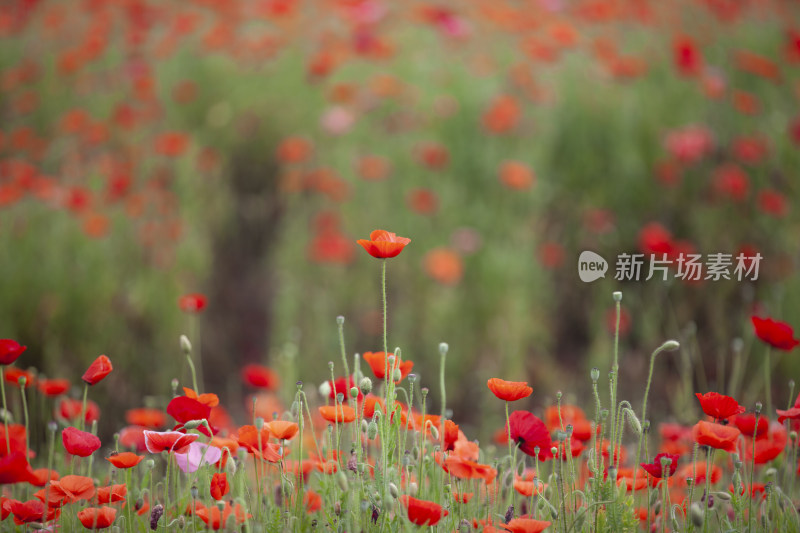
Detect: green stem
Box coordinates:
(79, 383, 88, 432)
(19, 380, 29, 456)
(763, 346, 772, 416)
(0, 374, 10, 454)
(381, 259, 388, 357)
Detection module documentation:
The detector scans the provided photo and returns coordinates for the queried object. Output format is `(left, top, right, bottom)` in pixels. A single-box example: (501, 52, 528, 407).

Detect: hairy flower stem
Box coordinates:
(381, 259, 388, 357)
(19, 379, 29, 455)
(633, 341, 677, 504)
(0, 376, 10, 454)
(703, 447, 715, 533)
(763, 346, 772, 416)
(79, 383, 89, 432)
(748, 410, 759, 531)
(439, 343, 448, 452)
(336, 317, 355, 442)
(608, 296, 621, 472)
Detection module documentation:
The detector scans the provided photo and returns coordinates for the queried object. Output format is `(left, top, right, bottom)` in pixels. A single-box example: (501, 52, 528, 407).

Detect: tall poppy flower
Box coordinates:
(143, 430, 198, 454)
(319, 405, 356, 423)
(266, 420, 299, 441)
(96, 484, 127, 504)
(692, 421, 740, 453)
(695, 392, 745, 419)
(0, 339, 26, 365)
(362, 351, 414, 381)
(106, 452, 144, 469)
(62, 427, 101, 457)
(640, 452, 679, 478)
(356, 230, 411, 259)
(178, 293, 207, 313)
(241, 364, 279, 389)
(487, 378, 533, 402)
(731, 413, 768, 437)
(195, 501, 250, 529)
(399, 495, 448, 526)
(46, 475, 96, 504)
(77, 506, 117, 529)
(9, 499, 59, 525)
(210, 472, 230, 500)
(501, 518, 553, 533)
(751, 316, 799, 351)
(508, 411, 552, 459)
(82, 355, 112, 385)
(0, 451, 39, 484)
(167, 396, 211, 425)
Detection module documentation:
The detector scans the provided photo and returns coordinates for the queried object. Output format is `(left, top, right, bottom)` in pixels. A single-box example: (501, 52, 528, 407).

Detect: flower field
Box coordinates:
(2, 0, 800, 531)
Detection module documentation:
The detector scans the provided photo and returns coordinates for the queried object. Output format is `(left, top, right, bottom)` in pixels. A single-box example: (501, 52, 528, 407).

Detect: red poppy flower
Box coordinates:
(178, 293, 207, 313)
(143, 430, 198, 454)
(46, 475, 96, 504)
(751, 316, 799, 351)
(640, 452, 679, 478)
(57, 398, 100, 424)
(487, 378, 533, 402)
(731, 413, 768, 437)
(62, 427, 101, 457)
(742, 422, 787, 464)
(30, 468, 59, 487)
(195, 501, 250, 530)
(82, 355, 112, 385)
(319, 405, 356, 424)
(118, 426, 147, 452)
(362, 351, 414, 382)
(125, 408, 167, 429)
(673, 35, 702, 76)
(77, 506, 117, 529)
(0, 423, 28, 456)
(0, 451, 39, 484)
(37, 378, 70, 396)
(423, 248, 463, 285)
(9, 499, 59, 525)
(210, 472, 229, 500)
(399, 495, 448, 526)
(167, 396, 211, 425)
(304, 490, 322, 512)
(106, 452, 144, 469)
(692, 421, 740, 453)
(241, 364, 279, 389)
(501, 518, 553, 533)
(4, 367, 35, 388)
(0, 339, 26, 365)
(507, 411, 552, 460)
(182, 387, 220, 408)
(695, 392, 745, 419)
(356, 230, 411, 259)
(96, 484, 127, 504)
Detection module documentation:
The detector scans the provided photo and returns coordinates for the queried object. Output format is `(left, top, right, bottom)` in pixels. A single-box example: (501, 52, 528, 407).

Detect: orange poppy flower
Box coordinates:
(46, 475, 96, 505)
(513, 478, 546, 497)
(195, 501, 250, 530)
(692, 420, 740, 453)
(423, 248, 463, 286)
(453, 492, 473, 504)
(319, 405, 356, 424)
(210, 473, 229, 501)
(362, 351, 414, 381)
(266, 420, 299, 441)
(30, 468, 59, 487)
(482, 94, 521, 134)
(235, 425, 282, 462)
(106, 452, 144, 469)
(125, 408, 167, 429)
(501, 518, 552, 533)
(499, 161, 535, 191)
(96, 484, 127, 504)
(77, 506, 117, 529)
(182, 387, 219, 408)
(487, 378, 533, 402)
(356, 230, 411, 259)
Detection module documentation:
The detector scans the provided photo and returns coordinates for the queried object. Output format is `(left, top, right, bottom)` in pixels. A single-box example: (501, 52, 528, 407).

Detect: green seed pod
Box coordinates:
(359, 377, 373, 394)
(367, 422, 378, 440)
(690, 503, 704, 528)
(350, 386, 359, 399)
(388, 483, 399, 499)
(336, 471, 348, 492)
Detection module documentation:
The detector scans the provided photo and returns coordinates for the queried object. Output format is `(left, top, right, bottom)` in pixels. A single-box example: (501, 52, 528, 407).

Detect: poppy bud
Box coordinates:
(180, 335, 192, 355)
(690, 503, 704, 527)
(144, 459, 155, 470)
(336, 471, 348, 492)
(150, 504, 164, 530)
(439, 343, 448, 355)
(612, 291, 622, 302)
(350, 387, 359, 398)
(407, 373, 417, 384)
(428, 424, 439, 440)
(171, 379, 179, 394)
(17, 376, 26, 387)
(712, 491, 731, 501)
(791, 431, 798, 442)
(182, 419, 205, 430)
(661, 340, 680, 351)
(409, 482, 418, 496)
(755, 402, 762, 415)
(392, 368, 402, 382)
(388, 482, 398, 498)
(336, 316, 345, 326)
(550, 446, 558, 457)
(590, 368, 599, 383)
(367, 422, 378, 440)
(190, 485, 198, 499)
(82, 355, 113, 386)
(359, 377, 372, 394)
(685, 477, 694, 487)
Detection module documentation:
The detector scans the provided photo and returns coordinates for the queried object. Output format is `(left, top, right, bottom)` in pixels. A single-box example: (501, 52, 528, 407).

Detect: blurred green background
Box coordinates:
(1, 0, 799, 440)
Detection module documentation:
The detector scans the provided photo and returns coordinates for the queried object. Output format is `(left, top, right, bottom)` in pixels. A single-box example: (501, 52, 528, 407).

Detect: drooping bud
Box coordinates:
(180, 335, 192, 355)
(690, 503, 704, 527)
(661, 340, 680, 351)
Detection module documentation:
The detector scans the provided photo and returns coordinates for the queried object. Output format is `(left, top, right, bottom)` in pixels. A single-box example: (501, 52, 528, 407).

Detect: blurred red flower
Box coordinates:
(125, 408, 167, 429)
(423, 248, 463, 286)
(751, 316, 799, 351)
(0, 452, 39, 484)
(178, 293, 207, 313)
(37, 378, 70, 396)
(673, 36, 702, 76)
(640, 452, 679, 478)
(0, 339, 26, 365)
(241, 364, 279, 390)
(82, 355, 112, 386)
(357, 230, 411, 259)
(106, 452, 144, 469)
(757, 189, 788, 218)
(730, 413, 768, 437)
(58, 398, 100, 424)
(363, 351, 413, 382)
